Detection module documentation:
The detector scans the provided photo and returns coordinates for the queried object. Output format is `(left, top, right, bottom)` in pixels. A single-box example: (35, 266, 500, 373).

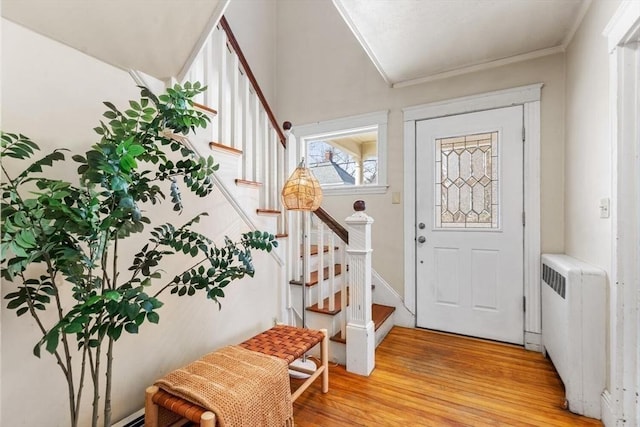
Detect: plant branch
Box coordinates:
(151, 257, 208, 298)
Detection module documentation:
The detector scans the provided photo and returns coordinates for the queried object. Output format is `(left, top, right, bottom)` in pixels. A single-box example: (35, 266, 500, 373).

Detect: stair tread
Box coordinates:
(192, 102, 218, 116)
(305, 245, 340, 256)
(307, 290, 348, 315)
(330, 304, 396, 344)
(256, 209, 281, 215)
(235, 179, 262, 187)
(289, 264, 342, 287)
(209, 142, 242, 155)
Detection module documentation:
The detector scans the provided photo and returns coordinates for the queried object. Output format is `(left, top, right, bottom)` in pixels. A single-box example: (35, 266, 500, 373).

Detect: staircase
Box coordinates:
(287, 205, 396, 369)
(151, 14, 395, 374)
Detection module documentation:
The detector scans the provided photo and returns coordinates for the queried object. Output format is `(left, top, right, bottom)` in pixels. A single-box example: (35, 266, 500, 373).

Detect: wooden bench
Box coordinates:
(145, 325, 329, 427)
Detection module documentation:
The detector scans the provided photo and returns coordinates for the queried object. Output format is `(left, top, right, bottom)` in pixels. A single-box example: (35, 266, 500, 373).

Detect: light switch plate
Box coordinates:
(392, 192, 401, 204)
(600, 198, 610, 218)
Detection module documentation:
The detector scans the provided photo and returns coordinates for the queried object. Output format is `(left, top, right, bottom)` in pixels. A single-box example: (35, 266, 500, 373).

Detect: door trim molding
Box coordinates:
(402, 84, 543, 349)
(604, 1, 640, 424)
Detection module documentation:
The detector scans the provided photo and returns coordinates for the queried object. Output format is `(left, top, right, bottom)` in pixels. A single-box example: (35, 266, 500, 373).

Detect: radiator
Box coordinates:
(541, 254, 606, 419)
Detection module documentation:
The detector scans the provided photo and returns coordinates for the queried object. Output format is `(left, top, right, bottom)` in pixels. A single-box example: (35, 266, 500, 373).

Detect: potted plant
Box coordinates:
(1, 82, 277, 427)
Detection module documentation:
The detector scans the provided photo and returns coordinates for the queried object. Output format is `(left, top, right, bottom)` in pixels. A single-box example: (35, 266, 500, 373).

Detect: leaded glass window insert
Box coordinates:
(435, 132, 498, 229)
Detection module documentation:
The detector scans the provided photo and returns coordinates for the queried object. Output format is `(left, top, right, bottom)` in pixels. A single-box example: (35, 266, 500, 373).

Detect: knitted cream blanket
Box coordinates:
(155, 345, 294, 427)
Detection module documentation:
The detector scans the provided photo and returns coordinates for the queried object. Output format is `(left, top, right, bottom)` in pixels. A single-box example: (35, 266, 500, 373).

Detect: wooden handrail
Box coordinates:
(314, 207, 348, 244)
(219, 16, 286, 147)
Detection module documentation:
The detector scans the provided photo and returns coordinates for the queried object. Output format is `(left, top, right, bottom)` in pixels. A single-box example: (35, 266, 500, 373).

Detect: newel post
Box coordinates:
(345, 200, 375, 376)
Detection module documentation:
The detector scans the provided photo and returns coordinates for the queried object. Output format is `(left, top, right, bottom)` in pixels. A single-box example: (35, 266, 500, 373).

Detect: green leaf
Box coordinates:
(147, 311, 160, 324)
(124, 323, 138, 334)
(46, 330, 60, 354)
(104, 291, 120, 301)
(33, 343, 42, 358)
(64, 322, 84, 334)
(127, 144, 145, 157)
(109, 324, 123, 341)
(119, 154, 137, 172)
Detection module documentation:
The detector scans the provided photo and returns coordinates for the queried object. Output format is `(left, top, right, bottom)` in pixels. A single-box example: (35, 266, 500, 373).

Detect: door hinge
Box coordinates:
(522, 125, 526, 142)
(522, 212, 526, 226)
(523, 296, 526, 312)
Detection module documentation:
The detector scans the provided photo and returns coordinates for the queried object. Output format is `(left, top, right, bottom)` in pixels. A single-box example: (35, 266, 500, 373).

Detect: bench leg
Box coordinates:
(321, 328, 329, 393)
(145, 386, 160, 427)
(200, 412, 215, 427)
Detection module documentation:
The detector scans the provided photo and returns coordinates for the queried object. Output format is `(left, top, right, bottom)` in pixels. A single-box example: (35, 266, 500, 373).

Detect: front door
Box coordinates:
(415, 106, 524, 345)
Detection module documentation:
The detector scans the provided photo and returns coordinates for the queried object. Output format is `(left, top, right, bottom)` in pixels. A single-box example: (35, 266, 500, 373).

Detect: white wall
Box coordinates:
(565, 1, 619, 277)
(275, 0, 566, 297)
(564, 0, 621, 394)
(225, 0, 278, 110)
(1, 19, 282, 426)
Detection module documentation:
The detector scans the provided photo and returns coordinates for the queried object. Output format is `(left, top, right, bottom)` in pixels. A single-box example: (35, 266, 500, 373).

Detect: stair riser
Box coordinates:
(298, 254, 344, 272)
(304, 310, 344, 337)
(329, 341, 346, 365)
(207, 150, 242, 184)
(191, 127, 216, 147)
(324, 314, 395, 366)
(375, 312, 395, 348)
(290, 276, 344, 309)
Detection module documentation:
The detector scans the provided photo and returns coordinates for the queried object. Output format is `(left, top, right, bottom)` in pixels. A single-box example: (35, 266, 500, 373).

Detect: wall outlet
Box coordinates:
(600, 198, 610, 218)
(392, 191, 401, 204)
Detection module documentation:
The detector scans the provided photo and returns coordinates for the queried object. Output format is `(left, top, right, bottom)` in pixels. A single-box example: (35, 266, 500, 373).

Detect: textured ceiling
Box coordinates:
(333, 0, 590, 87)
(2, 0, 228, 80)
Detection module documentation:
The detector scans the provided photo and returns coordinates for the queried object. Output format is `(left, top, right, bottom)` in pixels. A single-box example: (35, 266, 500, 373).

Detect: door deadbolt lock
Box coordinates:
(418, 222, 426, 229)
(417, 236, 426, 244)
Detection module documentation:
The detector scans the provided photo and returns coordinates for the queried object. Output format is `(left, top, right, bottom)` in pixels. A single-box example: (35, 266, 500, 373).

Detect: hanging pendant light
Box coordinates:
(281, 159, 323, 211)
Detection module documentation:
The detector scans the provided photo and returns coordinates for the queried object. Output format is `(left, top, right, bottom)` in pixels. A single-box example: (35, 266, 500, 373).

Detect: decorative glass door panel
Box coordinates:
(435, 132, 498, 229)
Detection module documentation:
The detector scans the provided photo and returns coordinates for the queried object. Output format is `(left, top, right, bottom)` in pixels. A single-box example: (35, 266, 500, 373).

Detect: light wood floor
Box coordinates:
(292, 327, 602, 426)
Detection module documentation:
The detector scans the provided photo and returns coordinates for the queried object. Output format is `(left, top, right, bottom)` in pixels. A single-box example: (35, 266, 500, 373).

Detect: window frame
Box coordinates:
(292, 110, 389, 195)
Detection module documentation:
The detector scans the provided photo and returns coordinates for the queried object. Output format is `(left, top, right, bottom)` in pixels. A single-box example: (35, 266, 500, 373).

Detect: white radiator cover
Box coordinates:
(541, 254, 606, 419)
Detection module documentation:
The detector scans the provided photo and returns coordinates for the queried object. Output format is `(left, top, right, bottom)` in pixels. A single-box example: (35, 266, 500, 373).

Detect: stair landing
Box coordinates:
(330, 303, 396, 344)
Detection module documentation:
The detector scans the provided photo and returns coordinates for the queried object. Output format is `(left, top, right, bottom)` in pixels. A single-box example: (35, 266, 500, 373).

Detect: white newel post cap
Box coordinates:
(345, 200, 374, 225)
(346, 201, 373, 251)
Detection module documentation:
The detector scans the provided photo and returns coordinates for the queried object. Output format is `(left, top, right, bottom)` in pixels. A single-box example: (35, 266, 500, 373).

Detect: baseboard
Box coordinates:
(524, 331, 542, 352)
(371, 270, 415, 327)
(601, 390, 620, 427)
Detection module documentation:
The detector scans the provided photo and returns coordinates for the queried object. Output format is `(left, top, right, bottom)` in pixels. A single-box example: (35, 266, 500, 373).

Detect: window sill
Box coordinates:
(321, 184, 389, 196)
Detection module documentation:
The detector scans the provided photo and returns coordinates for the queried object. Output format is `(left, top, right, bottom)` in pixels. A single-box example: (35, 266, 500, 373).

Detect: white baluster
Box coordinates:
(260, 110, 269, 208)
(241, 77, 252, 181)
(340, 239, 347, 340)
(277, 141, 285, 233)
(303, 211, 312, 309)
(317, 222, 325, 310)
(228, 49, 239, 150)
(204, 34, 218, 139)
(328, 232, 336, 312)
(271, 129, 279, 211)
(260, 117, 269, 208)
(220, 43, 236, 147)
(251, 94, 260, 184)
(190, 55, 204, 104)
(211, 29, 227, 144)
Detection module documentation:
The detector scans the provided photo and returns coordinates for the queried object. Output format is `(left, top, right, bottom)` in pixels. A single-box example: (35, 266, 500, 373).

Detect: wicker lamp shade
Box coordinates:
(281, 165, 323, 211)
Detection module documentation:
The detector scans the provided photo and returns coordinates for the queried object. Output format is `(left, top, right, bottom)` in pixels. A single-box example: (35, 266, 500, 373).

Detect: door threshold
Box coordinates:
(415, 327, 524, 349)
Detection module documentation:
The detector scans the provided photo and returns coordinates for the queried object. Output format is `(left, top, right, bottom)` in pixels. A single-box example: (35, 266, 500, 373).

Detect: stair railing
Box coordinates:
(181, 15, 286, 234)
(177, 13, 374, 372)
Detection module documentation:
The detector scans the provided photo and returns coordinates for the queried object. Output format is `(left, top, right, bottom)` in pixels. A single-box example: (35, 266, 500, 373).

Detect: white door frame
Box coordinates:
(403, 84, 543, 351)
(603, 2, 640, 425)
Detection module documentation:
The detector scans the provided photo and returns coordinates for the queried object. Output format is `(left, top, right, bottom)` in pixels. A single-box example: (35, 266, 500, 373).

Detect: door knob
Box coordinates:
(417, 236, 426, 244)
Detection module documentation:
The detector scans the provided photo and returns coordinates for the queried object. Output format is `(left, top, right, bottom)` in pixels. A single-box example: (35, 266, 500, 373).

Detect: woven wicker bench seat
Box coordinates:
(145, 325, 329, 427)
